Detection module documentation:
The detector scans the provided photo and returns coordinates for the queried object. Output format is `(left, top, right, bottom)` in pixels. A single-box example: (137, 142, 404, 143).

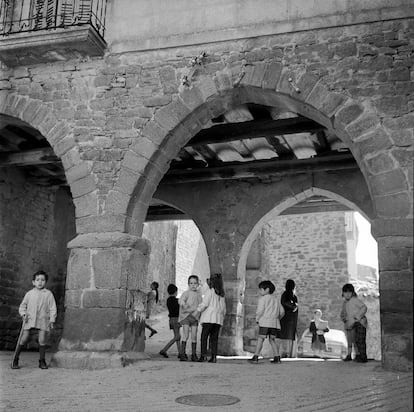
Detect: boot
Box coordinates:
(179, 342, 187, 361)
(248, 355, 259, 363)
(270, 356, 281, 363)
(198, 355, 208, 362)
(191, 343, 198, 362)
(39, 359, 48, 369)
(11, 358, 20, 369)
(39, 345, 48, 369)
(208, 355, 217, 363)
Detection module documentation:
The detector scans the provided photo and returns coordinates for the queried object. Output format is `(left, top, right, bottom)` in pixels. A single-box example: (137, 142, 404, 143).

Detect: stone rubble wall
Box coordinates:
(0, 168, 75, 350)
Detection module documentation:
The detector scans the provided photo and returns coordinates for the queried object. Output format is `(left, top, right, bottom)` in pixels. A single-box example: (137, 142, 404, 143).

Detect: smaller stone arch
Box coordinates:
(237, 187, 372, 279)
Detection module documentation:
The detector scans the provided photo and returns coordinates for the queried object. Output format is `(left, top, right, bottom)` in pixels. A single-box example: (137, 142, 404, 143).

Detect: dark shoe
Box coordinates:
(149, 330, 157, 338)
(179, 354, 188, 361)
(39, 359, 48, 369)
(270, 356, 281, 363)
(343, 355, 352, 362)
(208, 356, 217, 363)
(11, 358, 20, 369)
(356, 356, 368, 363)
(191, 354, 199, 362)
(159, 351, 168, 358)
(248, 355, 259, 363)
(198, 355, 208, 362)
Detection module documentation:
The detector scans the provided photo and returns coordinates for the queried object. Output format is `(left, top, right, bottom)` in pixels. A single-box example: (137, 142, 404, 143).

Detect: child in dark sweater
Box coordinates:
(159, 284, 181, 358)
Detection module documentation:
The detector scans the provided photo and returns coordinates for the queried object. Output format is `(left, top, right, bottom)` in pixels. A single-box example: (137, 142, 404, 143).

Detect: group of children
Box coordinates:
(158, 273, 226, 363)
(248, 281, 368, 364)
(11, 269, 367, 369)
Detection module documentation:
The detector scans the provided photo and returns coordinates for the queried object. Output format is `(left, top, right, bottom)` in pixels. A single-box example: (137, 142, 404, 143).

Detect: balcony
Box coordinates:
(0, 0, 107, 67)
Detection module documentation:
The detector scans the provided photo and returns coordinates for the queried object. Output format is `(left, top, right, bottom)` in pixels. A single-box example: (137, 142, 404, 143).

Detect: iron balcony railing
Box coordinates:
(0, 0, 107, 38)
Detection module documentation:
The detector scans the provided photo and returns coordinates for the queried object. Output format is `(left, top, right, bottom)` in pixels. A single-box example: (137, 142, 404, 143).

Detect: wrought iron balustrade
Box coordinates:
(0, 0, 107, 38)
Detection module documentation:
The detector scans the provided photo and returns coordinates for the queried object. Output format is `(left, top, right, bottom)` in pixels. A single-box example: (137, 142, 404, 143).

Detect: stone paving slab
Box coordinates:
(0, 351, 412, 412)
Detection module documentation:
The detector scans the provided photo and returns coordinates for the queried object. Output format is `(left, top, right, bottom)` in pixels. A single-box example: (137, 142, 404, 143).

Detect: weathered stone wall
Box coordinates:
(175, 220, 210, 295)
(243, 212, 350, 351)
(0, 13, 411, 369)
(0, 168, 75, 350)
(142, 221, 177, 305)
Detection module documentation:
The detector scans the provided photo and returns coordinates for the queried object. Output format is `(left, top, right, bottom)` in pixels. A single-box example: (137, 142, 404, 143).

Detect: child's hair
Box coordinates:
(258, 280, 275, 294)
(342, 283, 357, 297)
(33, 270, 48, 282)
(210, 273, 225, 297)
(314, 309, 322, 316)
(188, 275, 199, 284)
(151, 281, 159, 303)
(167, 284, 178, 295)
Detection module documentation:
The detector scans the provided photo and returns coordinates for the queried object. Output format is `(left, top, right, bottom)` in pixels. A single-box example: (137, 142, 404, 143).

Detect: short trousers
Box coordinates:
(258, 327, 280, 337)
(180, 314, 199, 326)
(169, 317, 180, 330)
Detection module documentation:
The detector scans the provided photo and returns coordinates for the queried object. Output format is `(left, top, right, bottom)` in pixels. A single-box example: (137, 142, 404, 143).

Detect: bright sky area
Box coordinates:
(354, 212, 378, 274)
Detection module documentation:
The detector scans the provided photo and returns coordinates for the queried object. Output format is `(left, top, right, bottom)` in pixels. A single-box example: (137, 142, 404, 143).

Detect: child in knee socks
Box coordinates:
(12, 270, 57, 370)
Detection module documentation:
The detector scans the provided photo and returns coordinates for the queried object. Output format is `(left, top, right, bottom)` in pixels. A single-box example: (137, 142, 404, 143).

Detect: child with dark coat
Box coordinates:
(159, 284, 182, 358)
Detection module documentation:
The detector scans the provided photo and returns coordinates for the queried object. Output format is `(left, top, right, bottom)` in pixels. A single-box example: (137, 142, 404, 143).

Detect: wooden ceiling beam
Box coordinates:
(0, 147, 60, 167)
(161, 153, 357, 184)
(188, 117, 323, 146)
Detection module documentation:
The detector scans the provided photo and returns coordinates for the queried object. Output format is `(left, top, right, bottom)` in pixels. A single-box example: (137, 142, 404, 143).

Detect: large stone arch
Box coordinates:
(123, 67, 411, 370)
(0, 93, 96, 225)
(125, 68, 410, 235)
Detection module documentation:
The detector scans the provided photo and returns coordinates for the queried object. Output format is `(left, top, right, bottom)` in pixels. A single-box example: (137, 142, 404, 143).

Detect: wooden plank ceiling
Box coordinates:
(0, 105, 356, 219)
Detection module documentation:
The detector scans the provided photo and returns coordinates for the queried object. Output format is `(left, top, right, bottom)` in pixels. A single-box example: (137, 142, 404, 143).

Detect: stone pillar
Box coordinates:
(373, 219, 413, 372)
(52, 232, 151, 369)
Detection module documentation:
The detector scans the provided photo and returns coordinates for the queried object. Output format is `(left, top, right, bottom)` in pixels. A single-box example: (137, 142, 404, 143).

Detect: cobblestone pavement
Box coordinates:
(0, 351, 412, 412)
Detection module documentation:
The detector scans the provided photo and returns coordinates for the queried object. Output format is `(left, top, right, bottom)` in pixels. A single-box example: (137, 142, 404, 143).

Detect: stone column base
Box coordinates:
(51, 350, 150, 370)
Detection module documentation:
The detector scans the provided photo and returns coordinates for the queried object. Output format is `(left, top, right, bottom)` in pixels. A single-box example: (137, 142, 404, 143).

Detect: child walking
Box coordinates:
(12, 270, 57, 369)
(197, 273, 226, 363)
(340, 283, 368, 363)
(178, 275, 202, 361)
(145, 281, 159, 338)
(248, 280, 284, 364)
(309, 309, 329, 358)
(159, 284, 181, 358)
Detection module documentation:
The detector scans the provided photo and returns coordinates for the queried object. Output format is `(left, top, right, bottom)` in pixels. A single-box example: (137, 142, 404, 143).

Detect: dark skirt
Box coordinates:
(279, 311, 298, 340)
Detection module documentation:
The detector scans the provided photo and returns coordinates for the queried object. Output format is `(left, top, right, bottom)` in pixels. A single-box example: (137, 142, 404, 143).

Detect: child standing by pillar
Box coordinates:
(12, 270, 57, 369)
(159, 284, 181, 358)
(340, 283, 368, 363)
(248, 280, 284, 364)
(178, 275, 202, 361)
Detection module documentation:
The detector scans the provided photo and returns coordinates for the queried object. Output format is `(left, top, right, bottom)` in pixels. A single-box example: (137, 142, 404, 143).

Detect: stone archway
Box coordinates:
(123, 69, 411, 370)
(0, 99, 79, 351)
(236, 187, 376, 356)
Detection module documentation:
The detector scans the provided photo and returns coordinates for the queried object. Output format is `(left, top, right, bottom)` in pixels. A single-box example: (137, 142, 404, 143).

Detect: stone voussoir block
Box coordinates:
(262, 61, 283, 90)
(346, 113, 380, 141)
(105, 190, 130, 216)
(153, 99, 191, 132)
(375, 192, 411, 218)
(71, 174, 97, 198)
(141, 120, 168, 147)
(333, 103, 364, 129)
(378, 246, 412, 271)
(178, 86, 204, 111)
(115, 167, 141, 196)
(73, 191, 98, 218)
(369, 169, 408, 196)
